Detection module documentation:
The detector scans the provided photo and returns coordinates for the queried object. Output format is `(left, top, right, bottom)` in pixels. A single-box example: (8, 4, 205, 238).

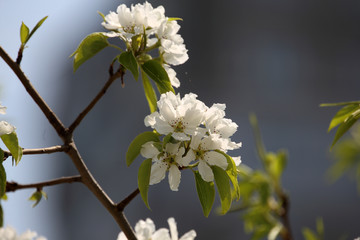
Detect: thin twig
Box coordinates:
(277, 190, 293, 240)
(117, 188, 140, 212)
(0, 46, 68, 140)
(3, 145, 69, 160)
(0, 46, 137, 239)
(6, 175, 82, 192)
(68, 66, 124, 134)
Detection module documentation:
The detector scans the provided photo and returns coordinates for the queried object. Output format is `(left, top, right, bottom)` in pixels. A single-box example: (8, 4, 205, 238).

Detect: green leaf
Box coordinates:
(1, 132, 22, 166)
(194, 171, 215, 217)
(212, 166, 232, 214)
(267, 150, 287, 182)
(216, 150, 240, 200)
(27, 16, 48, 42)
(29, 191, 43, 207)
(320, 101, 360, 107)
(316, 218, 324, 239)
(141, 70, 158, 113)
(0, 149, 6, 198)
(331, 109, 360, 147)
(138, 158, 152, 209)
(119, 51, 139, 80)
(327, 104, 360, 132)
(168, 17, 183, 21)
(126, 131, 160, 166)
(20, 22, 29, 44)
(71, 32, 109, 72)
(97, 11, 106, 22)
(141, 60, 174, 94)
(302, 228, 319, 240)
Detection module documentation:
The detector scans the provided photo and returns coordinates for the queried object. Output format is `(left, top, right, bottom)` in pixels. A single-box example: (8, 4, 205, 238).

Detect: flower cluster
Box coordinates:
(0, 103, 16, 136)
(101, 2, 188, 87)
(141, 92, 242, 191)
(0, 226, 46, 240)
(117, 217, 196, 240)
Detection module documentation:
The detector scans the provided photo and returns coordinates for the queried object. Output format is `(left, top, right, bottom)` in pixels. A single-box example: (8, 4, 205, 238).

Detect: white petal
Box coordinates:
(0, 121, 15, 136)
(168, 165, 181, 191)
(141, 142, 160, 159)
(165, 142, 181, 155)
(152, 228, 171, 240)
(178, 149, 195, 167)
(204, 151, 228, 170)
(179, 230, 197, 240)
(232, 156, 242, 166)
(198, 161, 214, 182)
(167, 218, 178, 240)
(0, 104, 6, 115)
(150, 162, 168, 185)
(117, 232, 127, 240)
(144, 112, 159, 127)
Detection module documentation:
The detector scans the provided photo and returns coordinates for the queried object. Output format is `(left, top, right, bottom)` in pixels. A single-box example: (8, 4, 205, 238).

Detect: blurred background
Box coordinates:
(1, 0, 360, 239)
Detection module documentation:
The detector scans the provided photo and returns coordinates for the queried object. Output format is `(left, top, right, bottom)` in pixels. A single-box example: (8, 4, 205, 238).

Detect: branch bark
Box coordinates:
(3, 145, 68, 160)
(0, 46, 137, 240)
(6, 175, 82, 192)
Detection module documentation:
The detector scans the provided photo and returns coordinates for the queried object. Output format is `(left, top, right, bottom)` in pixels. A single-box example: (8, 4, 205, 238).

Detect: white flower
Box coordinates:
(117, 218, 170, 240)
(164, 65, 180, 88)
(0, 103, 16, 136)
(144, 92, 206, 141)
(102, 2, 166, 41)
(0, 226, 46, 240)
(141, 142, 189, 191)
(117, 218, 196, 240)
(183, 134, 229, 182)
(167, 218, 196, 240)
(157, 20, 188, 66)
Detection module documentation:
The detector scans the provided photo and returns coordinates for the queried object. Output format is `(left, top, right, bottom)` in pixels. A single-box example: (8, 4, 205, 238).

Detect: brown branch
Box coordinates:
(6, 175, 82, 192)
(277, 190, 293, 240)
(117, 188, 140, 212)
(0, 46, 137, 239)
(0, 46, 68, 140)
(68, 66, 125, 134)
(3, 145, 68, 160)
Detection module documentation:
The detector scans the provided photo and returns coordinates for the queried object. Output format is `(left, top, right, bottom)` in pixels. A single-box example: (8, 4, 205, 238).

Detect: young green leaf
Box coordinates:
(194, 171, 215, 217)
(0, 149, 6, 198)
(70, 32, 109, 72)
(29, 191, 43, 208)
(331, 109, 360, 147)
(97, 11, 106, 22)
(126, 131, 160, 166)
(141, 70, 158, 113)
(266, 150, 287, 182)
(27, 16, 48, 42)
(212, 166, 232, 214)
(216, 150, 240, 200)
(138, 158, 152, 209)
(20, 22, 29, 44)
(1, 132, 22, 165)
(141, 60, 174, 94)
(119, 51, 139, 80)
(327, 104, 360, 132)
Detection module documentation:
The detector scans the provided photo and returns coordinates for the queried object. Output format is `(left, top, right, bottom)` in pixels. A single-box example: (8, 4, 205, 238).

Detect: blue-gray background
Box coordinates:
(1, 0, 360, 239)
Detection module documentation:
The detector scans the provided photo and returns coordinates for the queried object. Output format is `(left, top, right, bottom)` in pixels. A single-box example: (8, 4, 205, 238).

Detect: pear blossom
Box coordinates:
(164, 65, 180, 88)
(141, 142, 189, 191)
(0, 226, 47, 240)
(157, 20, 188, 65)
(0, 103, 16, 136)
(117, 218, 196, 240)
(183, 134, 229, 182)
(144, 92, 206, 141)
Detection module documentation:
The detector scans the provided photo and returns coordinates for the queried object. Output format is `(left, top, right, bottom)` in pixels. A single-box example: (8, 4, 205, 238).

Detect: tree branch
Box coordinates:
(68, 66, 125, 134)
(0, 46, 68, 140)
(0, 46, 137, 239)
(117, 188, 140, 212)
(6, 175, 82, 192)
(3, 145, 68, 160)
(277, 190, 293, 240)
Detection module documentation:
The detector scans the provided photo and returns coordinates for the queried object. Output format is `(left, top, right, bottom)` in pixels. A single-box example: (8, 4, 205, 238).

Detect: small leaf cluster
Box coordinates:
(29, 189, 48, 208)
(228, 114, 289, 240)
(321, 101, 360, 147)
